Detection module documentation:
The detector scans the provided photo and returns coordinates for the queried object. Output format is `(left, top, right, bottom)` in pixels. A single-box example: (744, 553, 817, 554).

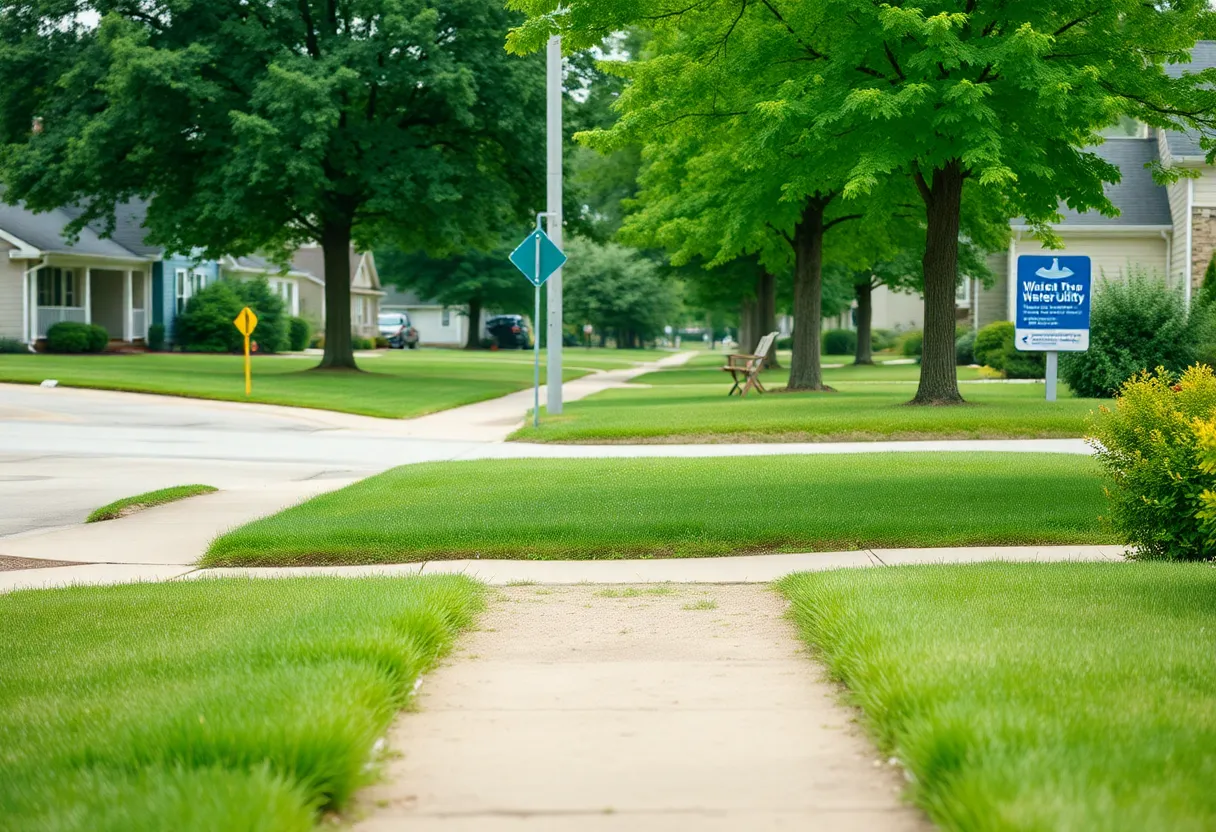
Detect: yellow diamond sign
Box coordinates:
(233, 306, 258, 337)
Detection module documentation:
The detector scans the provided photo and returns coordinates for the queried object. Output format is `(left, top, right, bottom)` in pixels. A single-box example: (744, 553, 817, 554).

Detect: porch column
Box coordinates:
(123, 269, 133, 341)
(28, 267, 39, 342)
(143, 271, 152, 337)
(84, 268, 92, 324)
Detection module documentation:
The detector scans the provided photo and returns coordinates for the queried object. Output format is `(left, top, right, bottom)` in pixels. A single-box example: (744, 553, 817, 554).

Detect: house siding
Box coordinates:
(154, 256, 220, 340)
(1168, 179, 1189, 289)
(0, 241, 25, 339)
(978, 251, 1009, 326)
(1015, 234, 1169, 282)
(1192, 170, 1216, 206)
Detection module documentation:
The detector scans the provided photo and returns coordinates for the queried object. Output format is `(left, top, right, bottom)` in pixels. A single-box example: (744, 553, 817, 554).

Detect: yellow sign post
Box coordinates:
(233, 306, 258, 396)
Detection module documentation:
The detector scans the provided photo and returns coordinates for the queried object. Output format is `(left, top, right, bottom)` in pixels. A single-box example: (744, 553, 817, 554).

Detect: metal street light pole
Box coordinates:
(545, 33, 564, 415)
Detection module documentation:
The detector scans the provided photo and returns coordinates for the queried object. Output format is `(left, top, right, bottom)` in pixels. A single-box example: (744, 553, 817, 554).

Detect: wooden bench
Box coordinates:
(721, 331, 778, 397)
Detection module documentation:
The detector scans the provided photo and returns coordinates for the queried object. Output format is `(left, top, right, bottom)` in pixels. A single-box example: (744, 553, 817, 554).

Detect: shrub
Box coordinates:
(823, 328, 857, 355)
(287, 317, 311, 351)
(871, 328, 898, 352)
(146, 323, 166, 352)
(0, 337, 29, 354)
(1061, 271, 1202, 397)
(310, 333, 325, 349)
(46, 321, 106, 354)
(973, 320, 1045, 379)
(86, 324, 108, 353)
(174, 278, 289, 353)
(775, 335, 793, 351)
(351, 335, 373, 350)
(374, 335, 390, 349)
(955, 329, 976, 365)
(899, 329, 923, 358)
(1088, 365, 1216, 560)
(974, 321, 1011, 371)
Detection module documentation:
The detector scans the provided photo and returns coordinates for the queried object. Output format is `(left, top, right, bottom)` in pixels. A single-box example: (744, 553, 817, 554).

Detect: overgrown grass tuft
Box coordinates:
(87, 484, 218, 522)
(203, 453, 1112, 566)
(0, 576, 483, 830)
(778, 563, 1216, 830)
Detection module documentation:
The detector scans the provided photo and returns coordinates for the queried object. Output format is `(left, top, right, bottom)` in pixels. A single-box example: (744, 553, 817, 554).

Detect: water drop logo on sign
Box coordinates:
(1014, 255, 1092, 352)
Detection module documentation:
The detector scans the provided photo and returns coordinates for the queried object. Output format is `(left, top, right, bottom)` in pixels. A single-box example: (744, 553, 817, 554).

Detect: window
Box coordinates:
(1098, 116, 1148, 139)
(176, 268, 206, 314)
(36, 267, 77, 307)
(955, 278, 971, 306)
(442, 308, 451, 327)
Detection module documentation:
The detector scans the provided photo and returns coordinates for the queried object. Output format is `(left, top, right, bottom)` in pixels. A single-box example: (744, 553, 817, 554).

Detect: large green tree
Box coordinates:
(509, 0, 1216, 403)
(0, 0, 544, 370)
(563, 236, 680, 347)
(576, 8, 877, 391)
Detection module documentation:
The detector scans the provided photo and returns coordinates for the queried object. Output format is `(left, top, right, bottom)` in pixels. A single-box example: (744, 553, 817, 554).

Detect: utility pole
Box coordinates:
(545, 33, 564, 415)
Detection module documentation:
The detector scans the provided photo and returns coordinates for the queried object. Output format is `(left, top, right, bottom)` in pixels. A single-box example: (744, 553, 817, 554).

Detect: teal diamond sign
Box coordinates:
(510, 228, 567, 286)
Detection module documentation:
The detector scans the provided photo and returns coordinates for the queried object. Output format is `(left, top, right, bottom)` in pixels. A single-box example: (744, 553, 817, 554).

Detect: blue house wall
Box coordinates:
(151, 255, 221, 340)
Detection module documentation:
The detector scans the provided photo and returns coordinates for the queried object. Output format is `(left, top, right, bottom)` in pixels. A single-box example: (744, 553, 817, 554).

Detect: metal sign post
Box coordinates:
(232, 306, 258, 396)
(546, 34, 564, 416)
(1014, 255, 1092, 402)
(508, 218, 568, 428)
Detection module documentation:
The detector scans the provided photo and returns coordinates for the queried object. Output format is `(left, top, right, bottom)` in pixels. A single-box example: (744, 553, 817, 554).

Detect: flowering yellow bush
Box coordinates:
(1087, 365, 1216, 560)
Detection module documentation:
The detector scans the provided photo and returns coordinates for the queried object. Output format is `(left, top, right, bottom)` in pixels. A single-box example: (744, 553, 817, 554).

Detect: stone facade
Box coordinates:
(1191, 208, 1216, 287)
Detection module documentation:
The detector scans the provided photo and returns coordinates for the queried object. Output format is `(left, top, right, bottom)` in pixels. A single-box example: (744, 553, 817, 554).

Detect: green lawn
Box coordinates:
(0, 575, 482, 831)
(87, 484, 217, 522)
(203, 453, 1112, 566)
(0, 348, 663, 418)
(779, 563, 1216, 831)
(510, 360, 1095, 442)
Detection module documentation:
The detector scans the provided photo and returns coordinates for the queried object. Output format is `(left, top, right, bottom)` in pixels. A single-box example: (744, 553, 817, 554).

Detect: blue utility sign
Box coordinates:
(510, 228, 567, 286)
(1014, 255, 1091, 352)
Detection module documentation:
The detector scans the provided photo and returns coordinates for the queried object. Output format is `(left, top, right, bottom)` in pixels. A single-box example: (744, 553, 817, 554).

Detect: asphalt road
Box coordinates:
(0, 383, 483, 538)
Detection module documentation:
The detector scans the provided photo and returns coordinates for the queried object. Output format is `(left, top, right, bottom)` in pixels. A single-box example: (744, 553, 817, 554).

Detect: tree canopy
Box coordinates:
(1, 0, 546, 369)
(508, 0, 1216, 402)
(563, 236, 680, 347)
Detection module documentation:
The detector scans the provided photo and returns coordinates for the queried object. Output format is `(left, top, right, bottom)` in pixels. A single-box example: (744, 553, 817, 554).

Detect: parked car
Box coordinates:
(486, 314, 531, 349)
(378, 312, 419, 349)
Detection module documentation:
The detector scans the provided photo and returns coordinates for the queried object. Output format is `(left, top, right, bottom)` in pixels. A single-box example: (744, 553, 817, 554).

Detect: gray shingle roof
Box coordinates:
(0, 199, 150, 259)
(1162, 40, 1216, 160)
(1055, 139, 1171, 227)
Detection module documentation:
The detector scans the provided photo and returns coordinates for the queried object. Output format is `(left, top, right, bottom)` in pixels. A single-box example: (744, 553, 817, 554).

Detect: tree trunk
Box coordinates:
(318, 219, 358, 371)
(758, 269, 780, 368)
(788, 198, 828, 391)
(854, 280, 874, 365)
(464, 297, 482, 350)
(912, 161, 965, 404)
(739, 297, 757, 356)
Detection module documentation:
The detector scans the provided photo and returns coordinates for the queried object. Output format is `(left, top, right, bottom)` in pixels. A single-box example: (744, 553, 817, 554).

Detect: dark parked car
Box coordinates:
(486, 314, 531, 349)
(378, 312, 419, 349)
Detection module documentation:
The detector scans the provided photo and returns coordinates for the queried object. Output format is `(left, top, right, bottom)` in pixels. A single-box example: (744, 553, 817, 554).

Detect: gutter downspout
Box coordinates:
(21, 258, 45, 345)
(1185, 178, 1194, 309)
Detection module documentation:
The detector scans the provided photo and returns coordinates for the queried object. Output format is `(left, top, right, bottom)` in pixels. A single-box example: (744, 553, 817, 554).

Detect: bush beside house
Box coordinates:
(45, 322, 108, 354)
(1061, 271, 1203, 397)
(973, 321, 1045, 379)
(287, 317, 311, 352)
(174, 278, 289, 353)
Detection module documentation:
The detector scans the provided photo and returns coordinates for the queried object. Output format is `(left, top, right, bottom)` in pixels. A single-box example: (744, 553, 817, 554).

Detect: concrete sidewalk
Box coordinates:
(0, 544, 1124, 593)
(353, 584, 930, 831)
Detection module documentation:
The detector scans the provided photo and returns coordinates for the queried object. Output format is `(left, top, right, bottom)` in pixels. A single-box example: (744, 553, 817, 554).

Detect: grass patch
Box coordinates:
(512, 368, 1096, 443)
(203, 453, 1112, 566)
(595, 586, 676, 598)
(0, 576, 482, 830)
(682, 599, 718, 611)
(87, 485, 217, 522)
(0, 349, 665, 419)
(778, 563, 1216, 831)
